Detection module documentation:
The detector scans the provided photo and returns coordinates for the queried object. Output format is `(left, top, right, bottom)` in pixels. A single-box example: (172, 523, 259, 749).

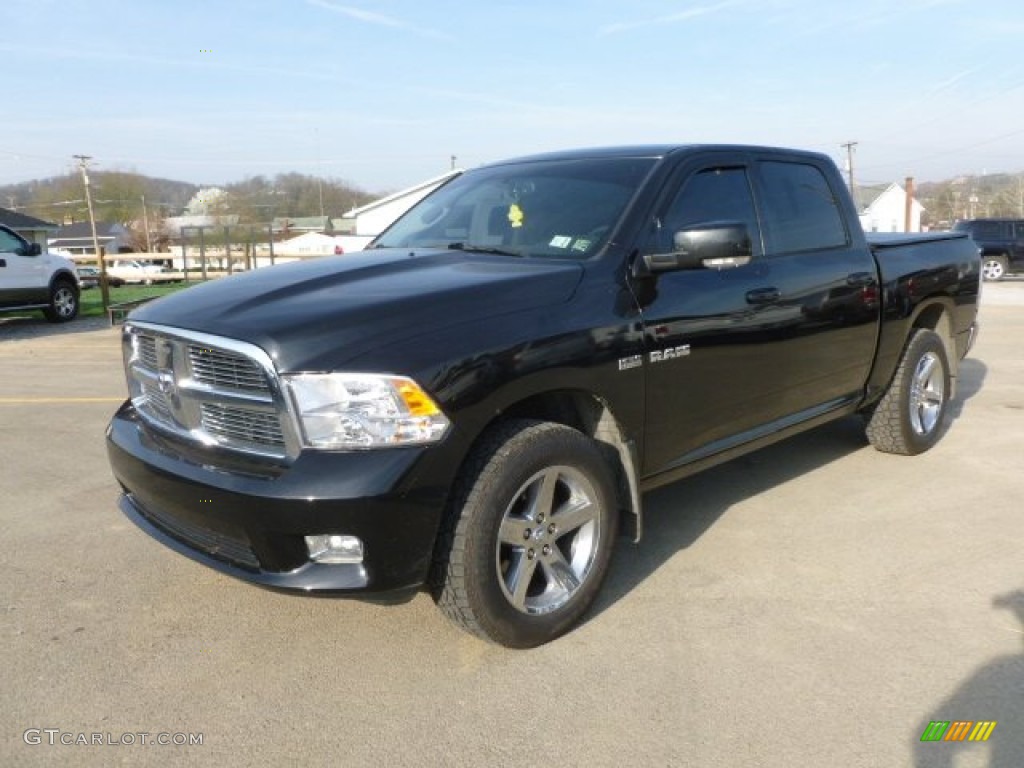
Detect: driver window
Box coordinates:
(650, 166, 760, 255)
(0, 229, 25, 253)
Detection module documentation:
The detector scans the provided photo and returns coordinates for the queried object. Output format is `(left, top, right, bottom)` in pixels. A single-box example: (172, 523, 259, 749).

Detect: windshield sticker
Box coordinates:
(572, 239, 592, 252)
(508, 204, 524, 229)
(549, 235, 572, 249)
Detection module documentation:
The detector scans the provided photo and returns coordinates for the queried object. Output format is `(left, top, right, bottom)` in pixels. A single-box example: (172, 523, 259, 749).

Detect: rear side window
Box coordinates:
(758, 161, 848, 254)
(970, 221, 1007, 240)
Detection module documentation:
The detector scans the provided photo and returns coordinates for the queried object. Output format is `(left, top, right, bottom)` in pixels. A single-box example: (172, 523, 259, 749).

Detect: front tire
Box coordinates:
(981, 255, 1008, 282)
(433, 420, 619, 648)
(865, 329, 950, 455)
(43, 278, 79, 323)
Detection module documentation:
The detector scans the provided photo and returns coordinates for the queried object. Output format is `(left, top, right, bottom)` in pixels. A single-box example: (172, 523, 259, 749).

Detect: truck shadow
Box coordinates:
(591, 356, 988, 620)
(592, 416, 868, 618)
(948, 357, 987, 419)
(910, 591, 1024, 767)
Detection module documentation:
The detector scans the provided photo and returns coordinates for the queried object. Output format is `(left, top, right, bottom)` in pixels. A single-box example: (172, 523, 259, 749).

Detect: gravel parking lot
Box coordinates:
(2, 281, 1022, 767)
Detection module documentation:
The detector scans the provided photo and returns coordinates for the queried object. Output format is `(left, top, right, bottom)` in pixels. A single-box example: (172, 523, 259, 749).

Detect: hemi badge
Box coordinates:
(618, 355, 642, 371)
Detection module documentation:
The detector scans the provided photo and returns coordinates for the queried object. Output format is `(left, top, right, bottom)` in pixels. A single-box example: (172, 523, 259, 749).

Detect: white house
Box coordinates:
(335, 170, 461, 237)
(275, 231, 339, 259)
(856, 183, 925, 233)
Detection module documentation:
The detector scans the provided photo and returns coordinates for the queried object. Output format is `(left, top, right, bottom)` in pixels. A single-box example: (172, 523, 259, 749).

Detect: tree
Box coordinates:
(223, 173, 375, 224)
(19, 174, 85, 223)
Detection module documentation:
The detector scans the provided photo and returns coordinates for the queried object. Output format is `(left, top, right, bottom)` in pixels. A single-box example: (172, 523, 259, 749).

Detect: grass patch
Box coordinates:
(79, 282, 201, 318)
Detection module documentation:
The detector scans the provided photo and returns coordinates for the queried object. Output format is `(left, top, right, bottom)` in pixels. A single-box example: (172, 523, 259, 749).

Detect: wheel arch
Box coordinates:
(49, 268, 80, 291)
(909, 300, 957, 395)
(458, 389, 642, 542)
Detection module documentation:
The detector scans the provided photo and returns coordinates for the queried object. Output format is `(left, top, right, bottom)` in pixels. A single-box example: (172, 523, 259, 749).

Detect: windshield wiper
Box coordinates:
(447, 242, 523, 257)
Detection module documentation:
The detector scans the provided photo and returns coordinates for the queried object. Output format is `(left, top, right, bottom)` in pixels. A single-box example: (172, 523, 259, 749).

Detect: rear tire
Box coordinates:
(43, 278, 79, 323)
(865, 329, 950, 455)
(432, 420, 619, 648)
(981, 255, 1008, 282)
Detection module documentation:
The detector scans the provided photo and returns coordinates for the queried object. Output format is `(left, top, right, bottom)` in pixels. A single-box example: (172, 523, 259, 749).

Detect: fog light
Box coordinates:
(305, 534, 364, 564)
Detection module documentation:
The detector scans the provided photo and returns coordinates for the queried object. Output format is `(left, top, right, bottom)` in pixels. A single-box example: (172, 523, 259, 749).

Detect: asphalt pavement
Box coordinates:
(2, 280, 1022, 767)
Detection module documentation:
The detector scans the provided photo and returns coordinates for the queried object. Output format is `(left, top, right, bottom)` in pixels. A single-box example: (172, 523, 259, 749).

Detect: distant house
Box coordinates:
(165, 214, 240, 234)
(0, 207, 57, 247)
(335, 170, 461, 237)
(855, 183, 925, 233)
(275, 231, 339, 258)
(48, 221, 131, 257)
(272, 216, 332, 236)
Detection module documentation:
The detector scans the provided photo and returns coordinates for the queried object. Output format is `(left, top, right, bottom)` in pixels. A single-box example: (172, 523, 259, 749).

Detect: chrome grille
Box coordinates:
(123, 323, 297, 461)
(188, 344, 269, 393)
(138, 334, 159, 370)
(200, 403, 286, 448)
(140, 381, 173, 422)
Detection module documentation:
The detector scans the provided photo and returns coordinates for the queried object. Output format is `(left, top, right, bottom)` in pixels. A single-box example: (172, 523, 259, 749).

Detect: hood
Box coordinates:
(129, 249, 583, 371)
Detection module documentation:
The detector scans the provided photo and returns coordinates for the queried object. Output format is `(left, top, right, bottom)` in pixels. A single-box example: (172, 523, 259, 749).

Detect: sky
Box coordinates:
(3, 0, 1023, 195)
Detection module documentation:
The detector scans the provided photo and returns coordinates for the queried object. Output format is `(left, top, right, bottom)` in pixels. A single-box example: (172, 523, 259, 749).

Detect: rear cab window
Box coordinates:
(756, 161, 849, 255)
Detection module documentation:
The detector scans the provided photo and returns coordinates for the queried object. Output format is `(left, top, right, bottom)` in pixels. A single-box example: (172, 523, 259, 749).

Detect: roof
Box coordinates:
(853, 183, 895, 212)
(272, 216, 331, 232)
(854, 182, 926, 215)
(0, 207, 57, 230)
(342, 170, 463, 217)
(52, 221, 125, 240)
(488, 143, 838, 169)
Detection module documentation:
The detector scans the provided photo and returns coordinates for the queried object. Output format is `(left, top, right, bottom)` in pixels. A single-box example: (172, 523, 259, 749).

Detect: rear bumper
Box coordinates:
(106, 403, 450, 596)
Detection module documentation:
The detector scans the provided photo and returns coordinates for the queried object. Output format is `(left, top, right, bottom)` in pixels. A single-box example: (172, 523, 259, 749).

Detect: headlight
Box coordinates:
(284, 373, 449, 449)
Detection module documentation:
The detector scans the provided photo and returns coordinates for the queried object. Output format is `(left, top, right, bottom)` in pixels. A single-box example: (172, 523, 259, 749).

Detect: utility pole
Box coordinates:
(141, 194, 152, 252)
(904, 177, 915, 232)
(841, 141, 858, 200)
(74, 155, 110, 310)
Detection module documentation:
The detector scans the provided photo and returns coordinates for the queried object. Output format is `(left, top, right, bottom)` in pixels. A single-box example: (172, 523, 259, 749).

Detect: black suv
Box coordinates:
(952, 219, 1024, 281)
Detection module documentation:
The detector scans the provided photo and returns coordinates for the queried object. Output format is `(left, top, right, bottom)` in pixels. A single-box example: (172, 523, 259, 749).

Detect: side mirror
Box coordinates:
(642, 221, 752, 274)
(17, 242, 42, 256)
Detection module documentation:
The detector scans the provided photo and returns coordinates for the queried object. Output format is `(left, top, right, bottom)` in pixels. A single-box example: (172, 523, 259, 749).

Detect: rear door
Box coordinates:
(1012, 221, 1024, 266)
(747, 153, 880, 419)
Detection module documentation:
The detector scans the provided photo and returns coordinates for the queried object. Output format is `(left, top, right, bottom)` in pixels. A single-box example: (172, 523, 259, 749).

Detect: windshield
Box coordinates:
(373, 156, 658, 258)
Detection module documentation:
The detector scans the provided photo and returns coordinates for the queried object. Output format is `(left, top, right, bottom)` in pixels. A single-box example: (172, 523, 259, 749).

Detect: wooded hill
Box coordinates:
(0, 171, 378, 229)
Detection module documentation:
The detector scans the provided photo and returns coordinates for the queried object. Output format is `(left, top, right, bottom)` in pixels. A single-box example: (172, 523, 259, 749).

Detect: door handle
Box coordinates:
(0, 258, 6, 267)
(745, 287, 780, 305)
(846, 271, 875, 287)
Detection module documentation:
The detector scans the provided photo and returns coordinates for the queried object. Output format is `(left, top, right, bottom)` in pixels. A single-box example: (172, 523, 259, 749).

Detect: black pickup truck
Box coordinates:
(107, 145, 980, 647)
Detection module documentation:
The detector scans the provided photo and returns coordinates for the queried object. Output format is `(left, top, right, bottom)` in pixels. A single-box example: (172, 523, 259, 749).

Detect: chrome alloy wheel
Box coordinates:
(53, 286, 77, 318)
(495, 465, 601, 615)
(909, 351, 945, 436)
(981, 257, 1006, 281)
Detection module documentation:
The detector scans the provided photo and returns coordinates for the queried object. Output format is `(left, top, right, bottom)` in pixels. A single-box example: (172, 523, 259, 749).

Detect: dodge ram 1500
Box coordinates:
(107, 145, 980, 647)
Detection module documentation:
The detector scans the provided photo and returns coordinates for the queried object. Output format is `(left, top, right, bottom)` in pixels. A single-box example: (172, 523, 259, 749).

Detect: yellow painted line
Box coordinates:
(0, 397, 123, 404)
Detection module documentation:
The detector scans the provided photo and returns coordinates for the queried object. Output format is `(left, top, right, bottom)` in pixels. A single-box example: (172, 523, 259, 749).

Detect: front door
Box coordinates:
(633, 155, 791, 476)
(0, 228, 46, 302)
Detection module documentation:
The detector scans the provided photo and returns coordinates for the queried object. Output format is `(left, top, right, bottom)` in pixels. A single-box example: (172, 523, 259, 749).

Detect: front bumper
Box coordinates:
(106, 403, 451, 596)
